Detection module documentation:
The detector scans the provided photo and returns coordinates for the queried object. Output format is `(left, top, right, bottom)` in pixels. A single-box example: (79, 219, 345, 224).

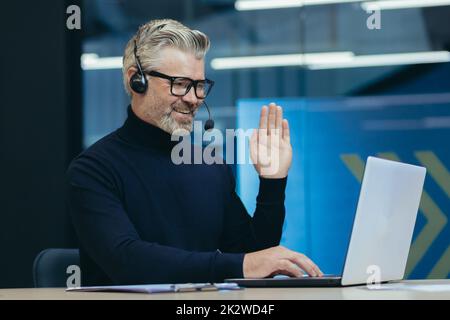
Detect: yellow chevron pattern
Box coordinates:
(415, 151, 450, 278)
(340, 154, 365, 183)
(430, 245, 450, 278)
(340, 152, 449, 279)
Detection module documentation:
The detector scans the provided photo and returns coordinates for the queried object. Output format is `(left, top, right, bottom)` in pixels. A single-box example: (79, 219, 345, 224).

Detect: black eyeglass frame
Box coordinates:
(145, 70, 215, 99)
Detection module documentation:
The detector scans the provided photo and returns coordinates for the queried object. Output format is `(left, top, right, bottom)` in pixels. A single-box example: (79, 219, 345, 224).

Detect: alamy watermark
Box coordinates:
(366, 264, 382, 289)
(366, 9, 381, 30)
(65, 5, 378, 32)
(66, 264, 81, 288)
(170, 121, 282, 176)
(66, 5, 81, 30)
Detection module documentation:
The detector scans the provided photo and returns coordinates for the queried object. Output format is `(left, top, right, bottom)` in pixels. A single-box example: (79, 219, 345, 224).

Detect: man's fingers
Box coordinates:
(259, 104, 285, 137)
(243, 246, 323, 279)
(258, 128, 268, 147)
(276, 259, 303, 278)
(250, 129, 258, 163)
(289, 253, 323, 277)
(282, 119, 290, 143)
(288, 255, 316, 277)
(267, 103, 276, 133)
(275, 105, 282, 130)
(304, 256, 323, 277)
(250, 128, 257, 143)
(276, 246, 323, 277)
(259, 105, 268, 129)
(301, 255, 323, 277)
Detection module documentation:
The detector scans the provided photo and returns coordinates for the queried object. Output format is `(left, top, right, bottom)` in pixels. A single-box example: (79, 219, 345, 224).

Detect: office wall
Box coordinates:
(0, 0, 81, 288)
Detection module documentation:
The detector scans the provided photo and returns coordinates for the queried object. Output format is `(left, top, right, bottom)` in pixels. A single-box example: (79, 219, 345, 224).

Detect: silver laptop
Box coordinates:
(225, 156, 426, 287)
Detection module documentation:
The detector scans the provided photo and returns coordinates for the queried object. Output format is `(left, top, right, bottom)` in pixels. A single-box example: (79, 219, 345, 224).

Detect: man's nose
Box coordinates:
(182, 86, 199, 106)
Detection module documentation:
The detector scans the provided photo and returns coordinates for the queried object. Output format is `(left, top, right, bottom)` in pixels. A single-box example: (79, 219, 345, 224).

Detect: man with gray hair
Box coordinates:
(67, 19, 322, 286)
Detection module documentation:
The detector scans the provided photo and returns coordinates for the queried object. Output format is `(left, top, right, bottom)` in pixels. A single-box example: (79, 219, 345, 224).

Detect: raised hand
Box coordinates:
(250, 103, 292, 179)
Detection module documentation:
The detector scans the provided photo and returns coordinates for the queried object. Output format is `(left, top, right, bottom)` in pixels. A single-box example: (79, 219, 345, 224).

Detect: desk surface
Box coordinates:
(0, 280, 449, 300)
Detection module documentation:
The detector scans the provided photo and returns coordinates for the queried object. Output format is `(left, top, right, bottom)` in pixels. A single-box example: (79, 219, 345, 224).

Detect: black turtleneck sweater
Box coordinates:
(67, 106, 287, 286)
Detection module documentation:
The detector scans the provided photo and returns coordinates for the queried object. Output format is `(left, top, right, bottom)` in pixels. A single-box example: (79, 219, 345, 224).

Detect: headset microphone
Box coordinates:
(203, 101, 215, 131)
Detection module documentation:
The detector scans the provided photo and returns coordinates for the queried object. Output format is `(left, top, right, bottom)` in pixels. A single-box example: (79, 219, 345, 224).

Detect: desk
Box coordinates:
(0, 280, 449, 300)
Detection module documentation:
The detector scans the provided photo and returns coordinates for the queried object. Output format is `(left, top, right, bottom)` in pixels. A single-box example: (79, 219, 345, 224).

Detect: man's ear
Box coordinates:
(127, 67, 144, 98)
(127, 67, 138, 84)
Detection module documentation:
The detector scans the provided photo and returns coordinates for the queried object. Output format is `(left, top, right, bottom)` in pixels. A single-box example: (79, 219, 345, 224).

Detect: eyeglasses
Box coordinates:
(145, 70, 214, 99)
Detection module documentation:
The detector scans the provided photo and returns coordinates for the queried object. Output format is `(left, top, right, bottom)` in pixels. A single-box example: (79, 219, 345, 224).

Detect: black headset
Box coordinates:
(129, 39, 148, 94)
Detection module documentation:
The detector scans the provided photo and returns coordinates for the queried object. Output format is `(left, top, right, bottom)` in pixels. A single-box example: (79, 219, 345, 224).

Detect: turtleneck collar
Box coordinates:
(118, 105, 180, 151)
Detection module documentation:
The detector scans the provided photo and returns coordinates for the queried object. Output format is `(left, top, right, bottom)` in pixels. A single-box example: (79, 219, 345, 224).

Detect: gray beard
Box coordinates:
(158, 111, 194, 134)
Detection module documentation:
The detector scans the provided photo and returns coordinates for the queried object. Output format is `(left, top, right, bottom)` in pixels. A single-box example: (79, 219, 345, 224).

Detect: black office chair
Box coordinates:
(33, 248, 80, 288)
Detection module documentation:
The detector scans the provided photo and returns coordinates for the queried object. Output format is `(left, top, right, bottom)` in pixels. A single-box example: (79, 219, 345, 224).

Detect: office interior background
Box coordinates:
(1, 0, 449, 288)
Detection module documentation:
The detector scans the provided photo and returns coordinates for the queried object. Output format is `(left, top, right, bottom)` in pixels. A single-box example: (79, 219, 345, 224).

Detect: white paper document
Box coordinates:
(66, 282, 241, 294)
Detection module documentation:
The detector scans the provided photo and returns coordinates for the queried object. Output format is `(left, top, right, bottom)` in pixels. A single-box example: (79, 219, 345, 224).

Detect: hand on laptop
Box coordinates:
(243, 245, 323, 278)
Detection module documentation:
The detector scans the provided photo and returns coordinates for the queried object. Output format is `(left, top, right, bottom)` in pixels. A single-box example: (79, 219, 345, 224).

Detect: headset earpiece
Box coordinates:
(130, 38, 148, 94)
(130, 71, 147, 94)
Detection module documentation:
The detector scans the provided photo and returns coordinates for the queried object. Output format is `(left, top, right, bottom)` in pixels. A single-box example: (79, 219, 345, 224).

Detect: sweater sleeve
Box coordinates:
(219, 165, 287, 253)
(67, 156, 244, 285)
